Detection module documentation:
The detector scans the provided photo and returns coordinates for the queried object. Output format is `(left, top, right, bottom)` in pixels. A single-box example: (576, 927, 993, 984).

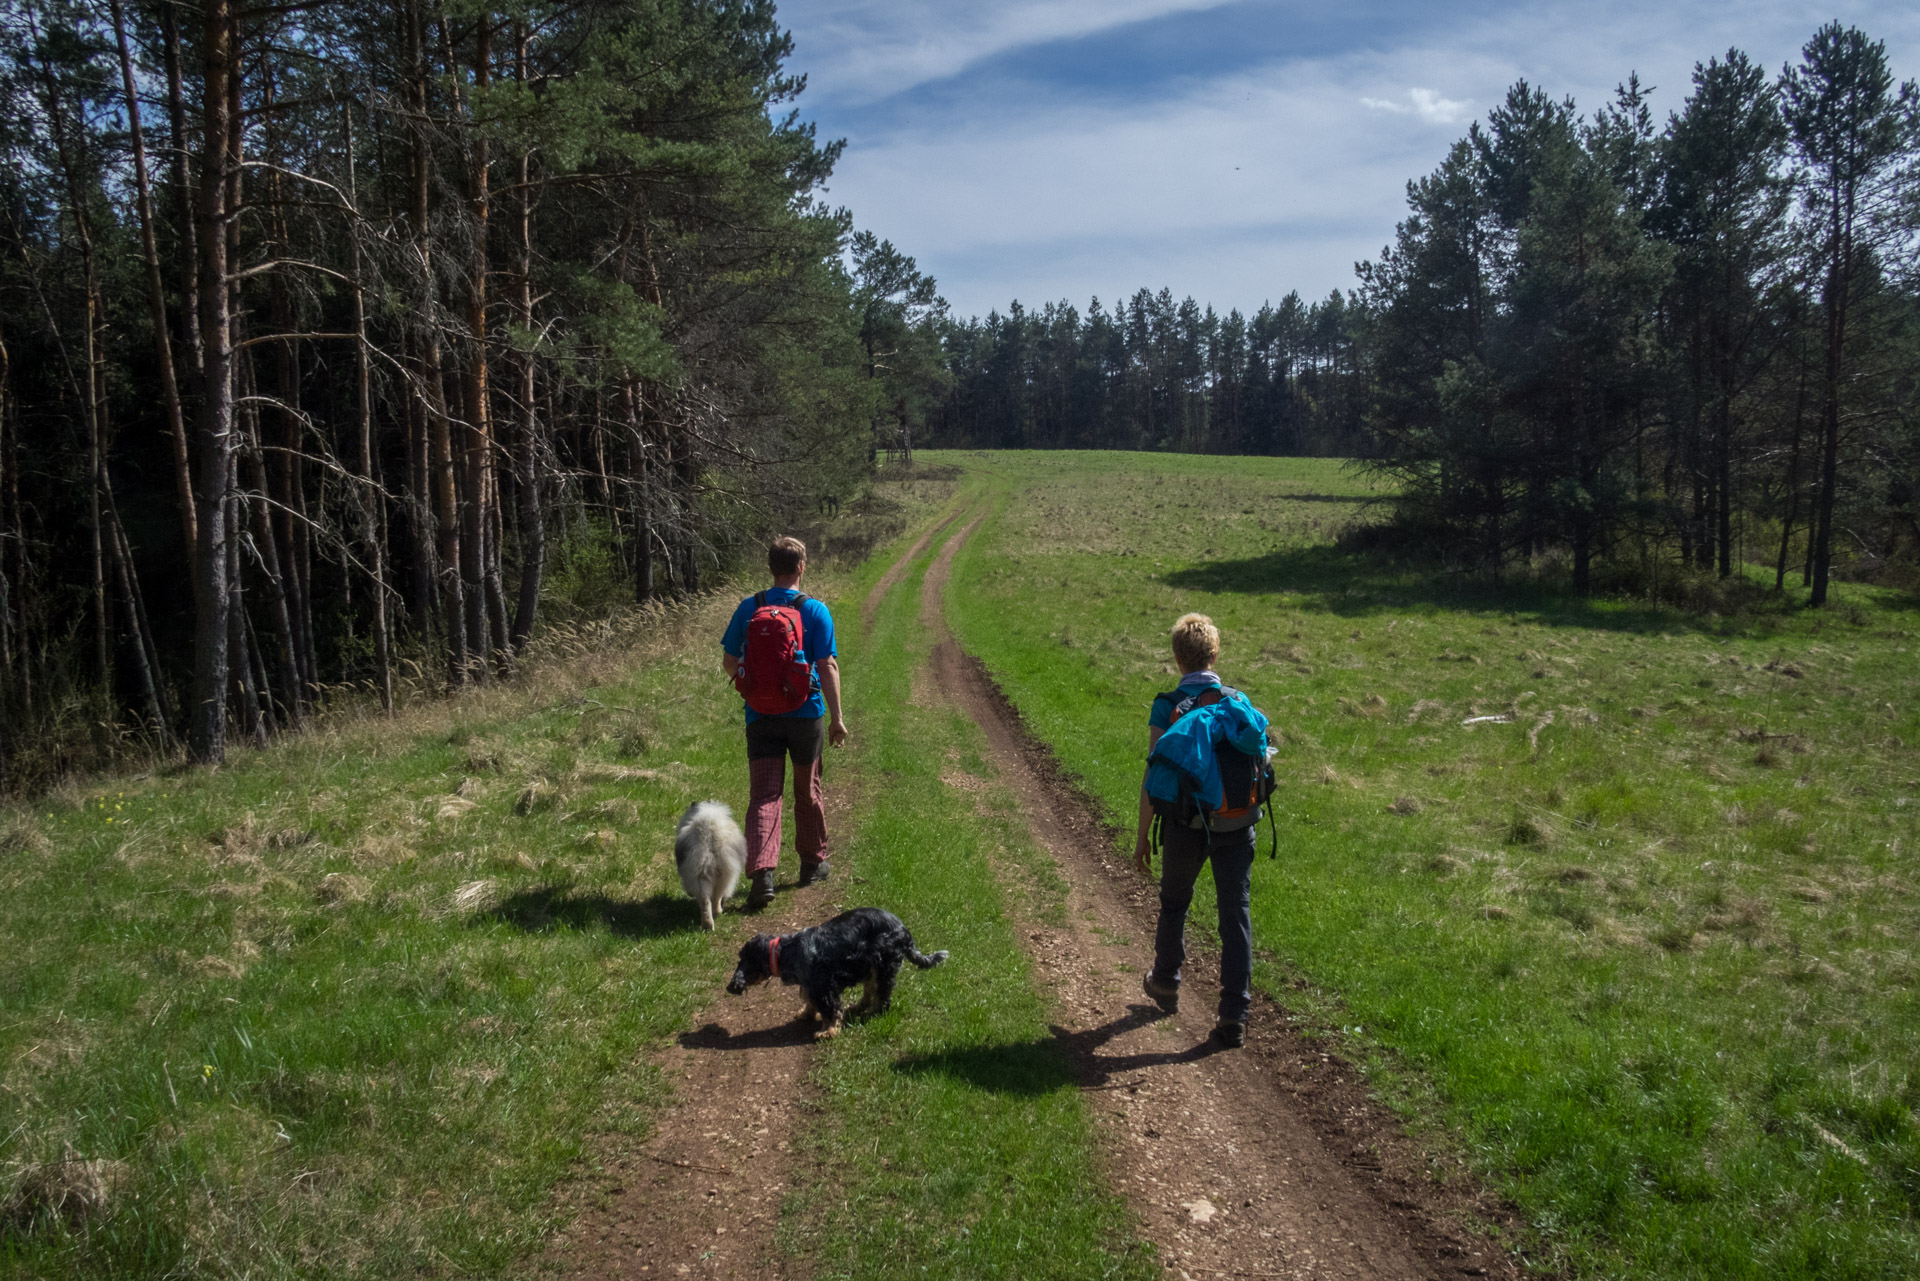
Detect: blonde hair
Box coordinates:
(768, 536, 807, 577)
(1169, 613, 1220, 673)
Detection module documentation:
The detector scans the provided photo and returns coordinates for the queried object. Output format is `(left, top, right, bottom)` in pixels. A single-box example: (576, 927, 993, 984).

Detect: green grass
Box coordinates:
(0, 598, 770, 1277)
(936, 449, 1920, 1281)
(0, 468, 1154, 1280)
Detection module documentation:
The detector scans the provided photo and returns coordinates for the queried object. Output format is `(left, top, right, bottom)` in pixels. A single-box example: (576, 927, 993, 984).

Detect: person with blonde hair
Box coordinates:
(722, 536, 847, 909)
(1133, 612, 1272, 1048)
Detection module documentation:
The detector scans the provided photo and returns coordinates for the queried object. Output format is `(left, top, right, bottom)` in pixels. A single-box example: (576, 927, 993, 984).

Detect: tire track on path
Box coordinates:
(921, 518, 1524, 1281)
(547, 519, 951, 1279)
(860, 502, 962, 633)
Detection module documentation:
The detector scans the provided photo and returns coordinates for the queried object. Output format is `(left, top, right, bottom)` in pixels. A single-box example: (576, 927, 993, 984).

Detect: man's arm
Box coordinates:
(820, 656, 848, 746)
(1133, 725, 1164, 875)
(722, 651, 740, 680)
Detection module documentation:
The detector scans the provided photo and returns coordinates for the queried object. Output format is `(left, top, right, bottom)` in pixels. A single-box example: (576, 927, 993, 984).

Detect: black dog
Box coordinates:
(726, 907, 948, 1038)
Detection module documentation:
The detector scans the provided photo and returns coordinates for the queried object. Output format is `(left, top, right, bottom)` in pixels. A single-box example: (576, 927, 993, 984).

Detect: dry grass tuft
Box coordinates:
(352, 834, 410, 867)
(463, 741, 505, 774)
(1387, 796, 1423, 816)
(450, 879, 498, 915)
(1550, 865, 1596, 885)
(188, 953, 245, 980)
(1424, 853, 1467, 876)
(0, 815, 50, 857)
(1788, 881, 1831, 903)
(4, 1156, 130, 1227)
(1477, 904, 1511, 920)
(576, 829, 619, 850)
(1406, 699, 1446, 724)
(580, 798, 640, 826)
(315, 872, 371, 906)
(515, 781, 557, 816)
(1773, 808, 1803, 826)
(1361, 693, 1389, 716)
(435, 797, 477, 822)
(1315, 765, 1358, 788)
(1506, 812, 1557, 846)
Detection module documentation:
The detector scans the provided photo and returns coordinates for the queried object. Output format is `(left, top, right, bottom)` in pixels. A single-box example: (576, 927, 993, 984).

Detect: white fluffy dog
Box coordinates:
(675, 800, 746, 930)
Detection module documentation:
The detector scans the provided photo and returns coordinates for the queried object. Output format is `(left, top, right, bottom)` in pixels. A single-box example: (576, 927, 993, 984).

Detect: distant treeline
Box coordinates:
(924, 288, 1369, 457)
(922, 22, 1920, 605)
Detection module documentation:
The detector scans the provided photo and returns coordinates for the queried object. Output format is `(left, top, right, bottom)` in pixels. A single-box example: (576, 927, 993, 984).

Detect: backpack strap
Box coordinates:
(753, 590, 766, 608)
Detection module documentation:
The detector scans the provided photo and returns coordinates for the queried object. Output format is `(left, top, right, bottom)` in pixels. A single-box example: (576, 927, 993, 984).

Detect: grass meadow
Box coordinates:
(0, 469, 1151, 1280)
(937, 449, 1920, 1280)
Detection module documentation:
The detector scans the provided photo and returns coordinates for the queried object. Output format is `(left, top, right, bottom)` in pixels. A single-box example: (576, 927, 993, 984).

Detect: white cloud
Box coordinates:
(1360, 88, 1471, 123)
(781, 0, 1233, 103)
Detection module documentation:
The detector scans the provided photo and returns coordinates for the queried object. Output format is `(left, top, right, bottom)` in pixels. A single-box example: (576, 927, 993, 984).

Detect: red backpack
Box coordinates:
(735, 592, 814, 715)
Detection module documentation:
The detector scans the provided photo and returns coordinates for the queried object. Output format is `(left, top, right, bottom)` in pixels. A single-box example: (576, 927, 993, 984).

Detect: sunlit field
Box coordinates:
(939, 449, 1920, 1280)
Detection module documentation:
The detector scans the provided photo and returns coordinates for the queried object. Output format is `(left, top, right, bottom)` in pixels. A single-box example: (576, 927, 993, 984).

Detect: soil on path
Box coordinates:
(542, 863, 845, 1280)
(921, 515, 1526, 1281)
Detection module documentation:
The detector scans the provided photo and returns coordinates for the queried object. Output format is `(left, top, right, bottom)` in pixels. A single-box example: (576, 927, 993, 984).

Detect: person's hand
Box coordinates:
(1133, 835, 1152, 877)
(829, 719, 849, 748)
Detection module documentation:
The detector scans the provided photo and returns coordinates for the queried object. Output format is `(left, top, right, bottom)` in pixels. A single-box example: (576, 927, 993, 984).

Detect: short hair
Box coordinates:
(1170, 613, 1220, 672)
(769, 536, 807, 577)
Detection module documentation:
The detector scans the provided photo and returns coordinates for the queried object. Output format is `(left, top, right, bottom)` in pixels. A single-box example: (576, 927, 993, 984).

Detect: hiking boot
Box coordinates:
(1143, 972, 1180, 1014)
(798, 859, 831, 887)
(1213, 1019, 1246, 1049)
(746, 869, 777, 911)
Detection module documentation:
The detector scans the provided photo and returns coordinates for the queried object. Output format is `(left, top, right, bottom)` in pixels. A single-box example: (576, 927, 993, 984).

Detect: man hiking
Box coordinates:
(722, 536, 847, 909)
(1133, 612, 1273, 1048)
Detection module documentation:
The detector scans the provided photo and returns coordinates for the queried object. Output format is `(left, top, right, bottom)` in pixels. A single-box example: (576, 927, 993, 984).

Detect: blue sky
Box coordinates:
(775, 0, 1920, 321)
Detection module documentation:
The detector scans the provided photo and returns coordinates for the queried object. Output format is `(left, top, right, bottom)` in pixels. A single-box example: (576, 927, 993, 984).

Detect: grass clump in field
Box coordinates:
(937, 449, 1920, 1280)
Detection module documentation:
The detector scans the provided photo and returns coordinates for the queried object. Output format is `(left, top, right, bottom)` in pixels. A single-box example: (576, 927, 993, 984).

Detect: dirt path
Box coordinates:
(542, 841, 846, 1281)
(921, 517, 1524, 1281)
(860, 503, 961, 632)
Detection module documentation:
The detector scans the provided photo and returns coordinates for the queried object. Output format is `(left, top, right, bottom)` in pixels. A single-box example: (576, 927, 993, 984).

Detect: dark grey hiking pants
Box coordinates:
(1151, 821, 1256, 1023)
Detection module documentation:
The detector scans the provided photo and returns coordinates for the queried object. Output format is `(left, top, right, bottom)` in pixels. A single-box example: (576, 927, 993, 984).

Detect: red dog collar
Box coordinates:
(769, 936, 781, 980)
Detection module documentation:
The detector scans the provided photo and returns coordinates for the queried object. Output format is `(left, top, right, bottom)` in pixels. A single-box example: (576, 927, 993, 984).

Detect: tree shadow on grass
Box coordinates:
(482, 886, 693, 938)
(892, 1004, 1221, 1096)
(1160, 545, 1852, 636)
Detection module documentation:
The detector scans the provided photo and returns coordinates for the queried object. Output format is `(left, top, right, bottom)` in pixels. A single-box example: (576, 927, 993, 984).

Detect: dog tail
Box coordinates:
(907, 947, 948, 970)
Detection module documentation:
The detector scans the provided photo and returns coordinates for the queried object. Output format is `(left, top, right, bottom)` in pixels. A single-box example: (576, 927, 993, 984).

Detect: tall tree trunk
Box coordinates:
(508, 28, 545, 651)
(189, 0, 235, 762)
(239, 379, 303, 728)
(345, 113, 393, 712)
(1775, 355, 1808, 591)
(409, 0, 466, 684)
(626, 384, 653, 603)
(1716, 397, 1733, 579)
(103, 491, 168, 744)
(161, 0, 201, 386)
(1810, 191, 1850, 608)
(458, 15, 494, 678)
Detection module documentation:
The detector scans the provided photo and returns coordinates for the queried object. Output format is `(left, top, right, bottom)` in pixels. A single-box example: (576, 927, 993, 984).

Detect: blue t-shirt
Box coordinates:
(1149, 670, 1222, 731)
(721, 588, 836, 722)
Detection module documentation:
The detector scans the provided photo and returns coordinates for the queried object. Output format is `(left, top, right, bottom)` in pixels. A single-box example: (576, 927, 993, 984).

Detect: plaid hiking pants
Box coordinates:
(744, 714, 829, 875)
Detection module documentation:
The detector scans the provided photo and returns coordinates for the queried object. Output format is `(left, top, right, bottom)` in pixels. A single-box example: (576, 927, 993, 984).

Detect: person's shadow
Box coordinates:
(890, 1004, 1221, 1096)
